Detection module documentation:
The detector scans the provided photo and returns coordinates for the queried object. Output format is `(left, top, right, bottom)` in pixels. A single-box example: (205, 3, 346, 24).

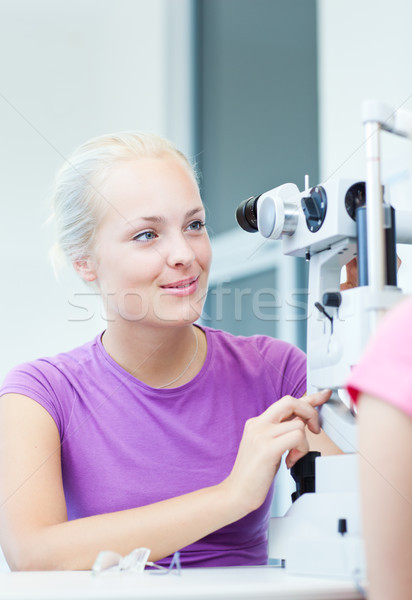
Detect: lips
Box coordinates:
(160, 275, 200, 297)
(161, 276, 199, 289)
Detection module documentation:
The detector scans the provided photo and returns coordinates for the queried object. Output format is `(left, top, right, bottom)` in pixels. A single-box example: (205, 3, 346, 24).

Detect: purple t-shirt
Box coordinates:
(0, 326, 306, 567)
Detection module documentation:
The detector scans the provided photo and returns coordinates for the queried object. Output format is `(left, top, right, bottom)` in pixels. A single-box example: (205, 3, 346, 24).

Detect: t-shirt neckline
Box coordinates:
(95, 324, 212, 394)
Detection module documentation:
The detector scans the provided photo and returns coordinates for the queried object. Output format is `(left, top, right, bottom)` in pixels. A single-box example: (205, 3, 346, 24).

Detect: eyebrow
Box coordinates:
(132, 207, 205, 225)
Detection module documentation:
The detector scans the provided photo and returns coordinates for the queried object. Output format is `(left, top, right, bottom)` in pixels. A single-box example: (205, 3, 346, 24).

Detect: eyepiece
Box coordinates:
(235, 195, 261, 233)
(344, 181, 366, 221)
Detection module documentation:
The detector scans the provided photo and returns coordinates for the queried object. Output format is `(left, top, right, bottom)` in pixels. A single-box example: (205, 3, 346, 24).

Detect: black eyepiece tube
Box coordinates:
(235, 195, 261, 233)
(385, 206, 397, 286)
(356, 205, 397, 287)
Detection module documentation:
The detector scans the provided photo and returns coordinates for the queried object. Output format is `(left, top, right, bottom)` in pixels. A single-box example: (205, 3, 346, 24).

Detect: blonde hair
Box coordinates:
(50, 131, 198, 271)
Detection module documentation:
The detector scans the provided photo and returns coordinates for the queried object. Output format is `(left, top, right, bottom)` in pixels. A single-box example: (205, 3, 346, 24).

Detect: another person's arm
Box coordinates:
(0, 390, 330, 571)
(357, 394, 412, 600)
(346, 297, 412, 599)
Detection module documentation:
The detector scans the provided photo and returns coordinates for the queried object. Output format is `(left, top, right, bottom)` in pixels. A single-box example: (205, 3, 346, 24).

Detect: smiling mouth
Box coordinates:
(161, 276, 199, 289)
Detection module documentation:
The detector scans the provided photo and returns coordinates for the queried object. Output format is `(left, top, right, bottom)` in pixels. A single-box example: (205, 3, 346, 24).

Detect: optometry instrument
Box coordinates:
(236, 99, 412, 579)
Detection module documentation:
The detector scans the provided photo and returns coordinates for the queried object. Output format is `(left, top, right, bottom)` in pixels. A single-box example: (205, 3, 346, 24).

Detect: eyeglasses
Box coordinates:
(92, 547, 181, 576)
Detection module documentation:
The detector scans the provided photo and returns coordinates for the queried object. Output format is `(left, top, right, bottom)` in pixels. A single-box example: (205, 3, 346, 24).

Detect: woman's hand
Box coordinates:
(222, 389, 331, 516)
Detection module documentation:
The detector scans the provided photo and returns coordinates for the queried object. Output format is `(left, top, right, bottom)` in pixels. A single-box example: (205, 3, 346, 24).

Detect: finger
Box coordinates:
(302, 389, 332, 407)
(267, 419, 306, 440)
(260, 396, 315, 423)
(271, 428, 310, 468)
(285, 445, 310, 469)
(260, 395, 324, 433)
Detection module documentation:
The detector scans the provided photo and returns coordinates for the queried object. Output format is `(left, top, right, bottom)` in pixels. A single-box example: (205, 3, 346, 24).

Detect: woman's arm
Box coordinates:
(307, 427, 342, 455)
(0, 390, 330, 571)
(357, 393, 412, 600)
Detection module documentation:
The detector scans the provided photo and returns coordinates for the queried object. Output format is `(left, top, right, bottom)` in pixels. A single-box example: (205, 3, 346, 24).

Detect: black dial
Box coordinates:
(301, 186, 327, 232)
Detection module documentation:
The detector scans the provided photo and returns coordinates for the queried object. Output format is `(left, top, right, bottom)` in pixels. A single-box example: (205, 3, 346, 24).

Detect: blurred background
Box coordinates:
(1, 0, 412, 526)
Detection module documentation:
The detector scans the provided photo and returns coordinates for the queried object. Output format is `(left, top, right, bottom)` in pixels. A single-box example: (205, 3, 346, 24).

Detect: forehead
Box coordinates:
(104, 155, 196, 194)
(104, 155, 198, 202)
(96, 156, 203, 228)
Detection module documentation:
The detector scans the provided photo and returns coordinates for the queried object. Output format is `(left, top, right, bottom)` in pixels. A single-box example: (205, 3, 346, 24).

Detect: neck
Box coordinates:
(101, 321, 204, 388)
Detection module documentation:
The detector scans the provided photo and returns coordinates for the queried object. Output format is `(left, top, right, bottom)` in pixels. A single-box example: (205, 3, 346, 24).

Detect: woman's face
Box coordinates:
(86, 155, 212, 328)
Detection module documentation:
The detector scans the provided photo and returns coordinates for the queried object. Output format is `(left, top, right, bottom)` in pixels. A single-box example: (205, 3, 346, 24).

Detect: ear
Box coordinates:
(72, 257, 98, 282)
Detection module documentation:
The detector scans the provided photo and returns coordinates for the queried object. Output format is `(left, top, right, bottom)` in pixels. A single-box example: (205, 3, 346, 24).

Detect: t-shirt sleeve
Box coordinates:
(278, 343, 307, 399)
(254, 336, 307, 401)
(346, 297, 412, 420)
(0, 359, 66, 435)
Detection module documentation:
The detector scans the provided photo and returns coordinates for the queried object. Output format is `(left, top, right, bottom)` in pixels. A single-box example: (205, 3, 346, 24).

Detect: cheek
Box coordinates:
(96, 253, 162, 320)
(100, 249, 162, 289)
(197, 237, 212, 271)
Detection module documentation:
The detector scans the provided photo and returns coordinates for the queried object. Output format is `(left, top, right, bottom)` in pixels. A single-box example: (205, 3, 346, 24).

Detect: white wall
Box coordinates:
(0, 0, 193, 379)
(318, 0, 412, 293)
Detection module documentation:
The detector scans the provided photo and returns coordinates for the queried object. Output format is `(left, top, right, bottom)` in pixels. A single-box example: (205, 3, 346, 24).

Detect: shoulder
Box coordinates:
(358, 296, 412, 363)
(1, 336, 99, 388)
(375, 296, 412, 338)
(347, 298, 412, 418)
(0, 335, 101, 433)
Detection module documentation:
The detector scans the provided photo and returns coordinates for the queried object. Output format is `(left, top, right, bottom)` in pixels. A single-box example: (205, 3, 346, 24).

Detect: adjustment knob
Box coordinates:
(323, 292, 342, 308)
(301, 186, 327, 232)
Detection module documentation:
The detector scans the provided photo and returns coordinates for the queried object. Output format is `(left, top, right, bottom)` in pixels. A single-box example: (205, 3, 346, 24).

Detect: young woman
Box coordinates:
(0, 132, 332, 571)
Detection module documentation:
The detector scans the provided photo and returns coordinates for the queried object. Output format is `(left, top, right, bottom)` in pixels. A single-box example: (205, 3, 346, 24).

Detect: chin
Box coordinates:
(154, 306, 204, 327)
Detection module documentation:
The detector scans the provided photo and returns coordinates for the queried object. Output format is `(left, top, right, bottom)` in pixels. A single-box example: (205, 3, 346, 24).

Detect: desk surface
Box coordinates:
(0, 566, 364, 600)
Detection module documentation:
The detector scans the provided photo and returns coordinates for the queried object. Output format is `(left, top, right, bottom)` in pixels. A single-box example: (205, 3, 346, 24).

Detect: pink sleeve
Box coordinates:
(346, 297, 412, 420)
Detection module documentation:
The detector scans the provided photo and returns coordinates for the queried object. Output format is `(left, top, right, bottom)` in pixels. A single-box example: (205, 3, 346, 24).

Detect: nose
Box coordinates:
(166, 232, 196, 268)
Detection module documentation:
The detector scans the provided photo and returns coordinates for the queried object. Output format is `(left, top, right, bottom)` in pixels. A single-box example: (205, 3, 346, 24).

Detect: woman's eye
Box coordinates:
(133, 231, 157, 242)
(187, 220, 206, 231)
